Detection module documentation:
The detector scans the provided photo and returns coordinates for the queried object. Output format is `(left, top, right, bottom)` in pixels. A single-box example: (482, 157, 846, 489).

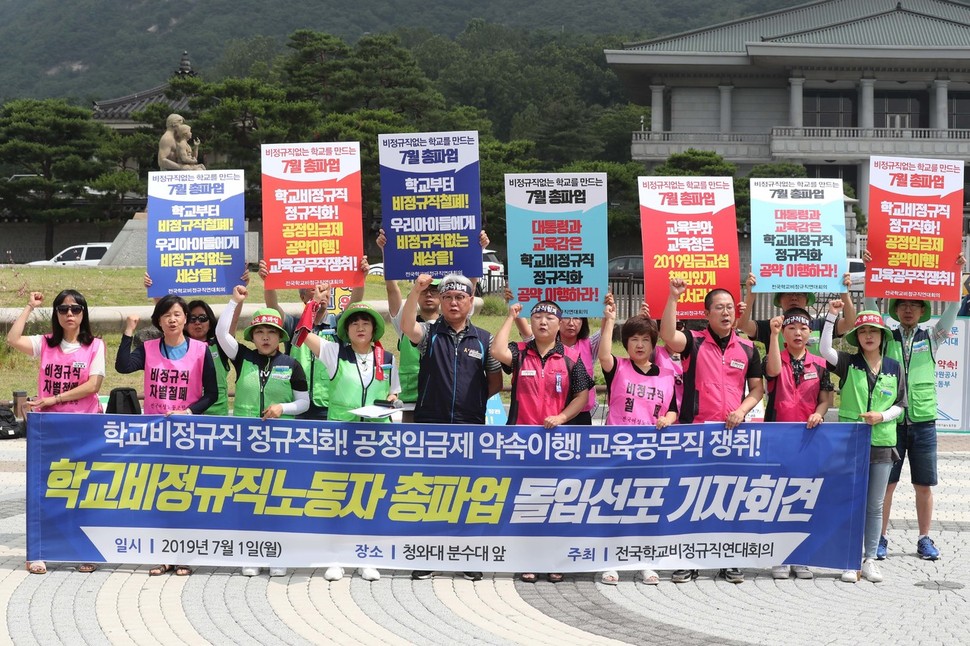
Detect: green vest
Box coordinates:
(204, 342, 229, 416)
(290, 336, 331, 408)
(838, 362, 898, 447)
(328, 346, 391, 422)
(397, 336, 421, 403)
(233, 354, 296, 419)
(884, 328, 937, 423)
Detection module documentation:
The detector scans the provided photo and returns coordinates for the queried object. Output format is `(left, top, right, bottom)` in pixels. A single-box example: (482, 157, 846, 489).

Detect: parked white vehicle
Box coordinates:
(27, 243, 111, 266)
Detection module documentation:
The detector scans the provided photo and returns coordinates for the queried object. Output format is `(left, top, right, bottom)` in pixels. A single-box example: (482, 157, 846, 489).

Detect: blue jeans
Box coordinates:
(865, 461, 892, 559)
(889, 420, 938, 486)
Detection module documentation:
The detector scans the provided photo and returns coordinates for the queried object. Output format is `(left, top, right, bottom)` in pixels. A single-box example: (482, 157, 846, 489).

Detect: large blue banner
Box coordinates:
(28, 415, 869, 572)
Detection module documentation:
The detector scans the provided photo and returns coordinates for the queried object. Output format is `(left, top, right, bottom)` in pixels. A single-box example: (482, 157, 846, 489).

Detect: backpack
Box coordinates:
(0, 406, 25, 439)
(105, 387, 141, 415)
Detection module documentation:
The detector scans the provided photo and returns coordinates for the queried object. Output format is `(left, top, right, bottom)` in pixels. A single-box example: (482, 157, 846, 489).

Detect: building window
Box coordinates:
(803, 92, 856, 127)
(874, 92, 928, 129)
(949, 93, 970, 129)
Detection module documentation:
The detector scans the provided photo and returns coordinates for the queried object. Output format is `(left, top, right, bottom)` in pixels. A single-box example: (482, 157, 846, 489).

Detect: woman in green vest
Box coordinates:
(819, 300, 905, 584)
(216, 285, 310, 578)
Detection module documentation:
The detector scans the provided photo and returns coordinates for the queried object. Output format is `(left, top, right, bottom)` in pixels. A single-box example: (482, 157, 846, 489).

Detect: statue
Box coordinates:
(157, 114, 205, 170)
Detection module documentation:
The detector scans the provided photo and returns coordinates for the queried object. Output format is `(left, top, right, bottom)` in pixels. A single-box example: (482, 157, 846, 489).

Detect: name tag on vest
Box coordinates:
(803, 370, 818, 380)
(520, 369, 537, 377)
(72, 361, 87, 369)
(271, 366, 292, 380)
(729, 359, 746, 370)
(467, 349, 483, 360)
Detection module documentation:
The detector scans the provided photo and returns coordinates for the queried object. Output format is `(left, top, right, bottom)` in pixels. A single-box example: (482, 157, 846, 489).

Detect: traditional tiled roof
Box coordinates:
(92, 84, 190, 121)
(625, 0, 970, 51)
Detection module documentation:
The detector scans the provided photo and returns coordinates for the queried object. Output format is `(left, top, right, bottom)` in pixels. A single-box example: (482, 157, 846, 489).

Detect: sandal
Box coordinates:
(546, 573, 564, 583)
(600, 570, 619, 585)
(149, 564, 173, 576)
(78, 563, 97, 573)
(519, 572, 538, 583)
(27, 561, 47, 575)
(640, 569, 660, 585)
(175, 565, 192, 576)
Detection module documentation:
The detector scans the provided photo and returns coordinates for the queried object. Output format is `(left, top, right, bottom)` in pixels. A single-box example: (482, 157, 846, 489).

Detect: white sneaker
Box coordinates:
(359, 567, 380, 581)
(269, 568, 288, 577)
(792, 566, 813, 580)
(241, 567, 260, 577)
(771, 565, 791, 579)
(324, 566, 344, 581)
(840, 569, 859, 583)
(861, 558, 883, 583)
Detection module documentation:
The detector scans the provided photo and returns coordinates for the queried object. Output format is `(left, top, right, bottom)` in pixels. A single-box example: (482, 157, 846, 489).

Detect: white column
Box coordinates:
(859, 78, 875, 130)
(857, 161, 870, 243)
(719, 85, 733, 133)
(789, 78, 805, 128)
(650, 85, 665, 133)
(934, 80, 950, 129)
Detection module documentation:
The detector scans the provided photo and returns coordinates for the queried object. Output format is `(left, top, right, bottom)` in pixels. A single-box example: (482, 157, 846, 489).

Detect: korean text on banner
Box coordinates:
(749, 178, 847, 295)
(146, 170, 246, 297)
(378, 131, 482, 280)
(28, 414, 868, 573)
(260, 142, 364, 290)
(639, 177, 740, 318)
(505, 173, 608, 318)
(867, 156, 964, 301)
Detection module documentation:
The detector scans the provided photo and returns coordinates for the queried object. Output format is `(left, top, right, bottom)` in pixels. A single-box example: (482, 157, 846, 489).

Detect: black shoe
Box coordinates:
(411, 570, 433, 580)
(463, 571, 483, 581)
(671, 569, 699, 583)
(719, 568, 744, 584)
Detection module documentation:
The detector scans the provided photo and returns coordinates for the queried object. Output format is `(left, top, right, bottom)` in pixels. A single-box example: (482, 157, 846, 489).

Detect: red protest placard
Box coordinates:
(638, 177, 740, 319)
(866, 156, 964, 301)
(261, 143, 364, 290)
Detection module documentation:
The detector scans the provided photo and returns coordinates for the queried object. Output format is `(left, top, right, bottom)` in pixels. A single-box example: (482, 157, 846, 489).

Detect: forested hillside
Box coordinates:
(0, 0, 804, 101)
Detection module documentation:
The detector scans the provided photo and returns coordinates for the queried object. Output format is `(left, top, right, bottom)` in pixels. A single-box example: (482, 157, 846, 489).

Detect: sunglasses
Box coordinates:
(188, 315, 210, 323)
(56, 305, 83, 315)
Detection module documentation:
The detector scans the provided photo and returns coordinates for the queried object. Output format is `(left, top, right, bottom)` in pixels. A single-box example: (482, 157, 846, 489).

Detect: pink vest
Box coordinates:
(653, 345, 684, 406)
(607, 358, 676, 426)
(38, 336, 103, 413)
(142, 338, 205, 415)
(768, 350, 827, 422)
(512, 342, 571, 425)
(564, 338, 596, 412)
(687, 329, 754, 423)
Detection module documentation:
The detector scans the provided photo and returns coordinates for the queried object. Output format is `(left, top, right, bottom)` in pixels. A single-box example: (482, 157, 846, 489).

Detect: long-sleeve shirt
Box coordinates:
(115, 334, 217, 414)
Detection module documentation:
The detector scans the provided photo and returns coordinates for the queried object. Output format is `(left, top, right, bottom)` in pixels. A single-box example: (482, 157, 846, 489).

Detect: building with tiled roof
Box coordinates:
(92, 52, 196, 133)
(606, 0, 970, 227)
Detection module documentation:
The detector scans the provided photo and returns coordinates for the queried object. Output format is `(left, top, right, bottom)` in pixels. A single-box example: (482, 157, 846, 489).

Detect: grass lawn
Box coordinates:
(0, 267, 627, 405)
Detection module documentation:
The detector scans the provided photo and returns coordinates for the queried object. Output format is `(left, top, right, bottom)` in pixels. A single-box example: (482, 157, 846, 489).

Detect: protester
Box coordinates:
(378, 229, 491, 422)
(738, 272, 857, 347)
(400, 273, 503, 581)
(660, 279, 764, 584)
(296, 291, 396, 582)
(258, 258, 367, 420)
(216, 285, 309, 577)
(7, 290, 105, 575)
(763, 308, 834, 580)
(597, 294, 677, 585)
(503, 286, 602, 424)
(819, 301, 905, 583)
(861, 252, 966, 562)
(116, 294, 218, 577)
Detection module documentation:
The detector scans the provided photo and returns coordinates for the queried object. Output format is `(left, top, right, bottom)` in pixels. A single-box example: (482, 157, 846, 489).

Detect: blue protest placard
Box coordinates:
(378, 132, 482, 280)
(505, 173, 608, 318)
(28, 415, 868, 572)
(146, 171, 246, 296)
(749, 178, 847, 294)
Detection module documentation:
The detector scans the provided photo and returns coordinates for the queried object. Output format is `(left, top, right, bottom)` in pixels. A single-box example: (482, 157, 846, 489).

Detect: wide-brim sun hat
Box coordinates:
(243, 308, 289, 343)
(888, 298, 931, 323)
(336, 302, 385, 343)
(844, 310, 891, 347)
(773, 292, 816, 309)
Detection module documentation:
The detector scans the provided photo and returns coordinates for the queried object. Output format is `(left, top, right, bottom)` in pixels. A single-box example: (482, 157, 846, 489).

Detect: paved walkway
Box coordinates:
(1, 436, 969, 645)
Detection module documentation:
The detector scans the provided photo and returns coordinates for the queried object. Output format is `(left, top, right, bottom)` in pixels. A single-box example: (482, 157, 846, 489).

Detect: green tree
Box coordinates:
(652, 148, 736, 177)
(558, 160, 646, 241)
(0, 99, 116, 257)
